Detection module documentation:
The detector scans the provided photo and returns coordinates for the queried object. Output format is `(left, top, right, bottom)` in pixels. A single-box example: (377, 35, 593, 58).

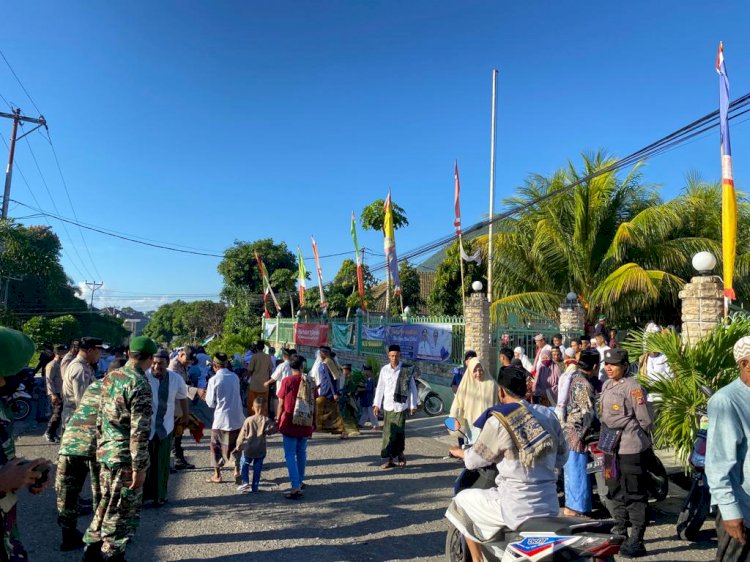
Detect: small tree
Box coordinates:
(428, 239, 483, 316)
(622, 315, 750, 466)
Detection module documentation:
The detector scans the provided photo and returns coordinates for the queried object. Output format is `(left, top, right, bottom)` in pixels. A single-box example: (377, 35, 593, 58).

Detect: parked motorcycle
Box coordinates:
(675, 386, 712, 541)
(444, 418, 623, 562)
(7, 368, 37, 421)
(416, 376, 443, 416)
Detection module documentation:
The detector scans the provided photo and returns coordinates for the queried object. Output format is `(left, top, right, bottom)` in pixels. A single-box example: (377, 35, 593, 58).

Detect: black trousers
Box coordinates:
(46, 398, 63, 437)
(716, 512, 750, 562)
(605, 450, 650, 540)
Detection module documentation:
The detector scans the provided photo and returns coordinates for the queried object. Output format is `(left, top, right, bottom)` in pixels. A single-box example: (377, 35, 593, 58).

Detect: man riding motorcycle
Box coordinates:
(445, 365, 568, 562)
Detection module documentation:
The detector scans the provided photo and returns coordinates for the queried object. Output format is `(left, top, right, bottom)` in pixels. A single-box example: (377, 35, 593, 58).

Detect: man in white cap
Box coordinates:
(531, 334, 551, 373)
(706, 336, 750, 560)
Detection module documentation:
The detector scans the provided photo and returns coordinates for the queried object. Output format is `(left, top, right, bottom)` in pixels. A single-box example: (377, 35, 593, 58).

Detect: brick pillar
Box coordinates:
(679, 275, 723, 346)
(464, 291, 496, 376)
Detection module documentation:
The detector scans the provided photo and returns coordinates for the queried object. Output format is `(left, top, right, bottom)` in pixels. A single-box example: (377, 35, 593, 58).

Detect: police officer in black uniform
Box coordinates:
(600, 347, 653, 558)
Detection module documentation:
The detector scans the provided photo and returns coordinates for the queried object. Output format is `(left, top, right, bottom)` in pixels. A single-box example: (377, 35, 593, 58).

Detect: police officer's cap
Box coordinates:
(80, 337, 105, 350)
(129, 336, 158, 355)
(603, 347, 629, 365)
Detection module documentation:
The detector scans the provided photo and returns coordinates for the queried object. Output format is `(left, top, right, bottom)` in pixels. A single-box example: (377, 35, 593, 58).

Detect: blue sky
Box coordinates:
(2, 1, 749, 311)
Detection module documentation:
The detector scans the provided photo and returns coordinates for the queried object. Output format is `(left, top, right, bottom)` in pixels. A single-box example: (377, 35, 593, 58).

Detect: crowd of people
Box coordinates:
(1, 318, 749, 561)
(0, 328, 424, 562)
(446, 326, 750, 561)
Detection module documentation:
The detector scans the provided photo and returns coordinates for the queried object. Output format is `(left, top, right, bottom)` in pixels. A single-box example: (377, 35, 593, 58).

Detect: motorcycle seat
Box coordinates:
(516, 516, 616, 535)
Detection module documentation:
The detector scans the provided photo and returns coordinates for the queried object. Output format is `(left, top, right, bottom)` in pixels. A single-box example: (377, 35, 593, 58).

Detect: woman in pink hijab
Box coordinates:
(532, 348, 559, 406)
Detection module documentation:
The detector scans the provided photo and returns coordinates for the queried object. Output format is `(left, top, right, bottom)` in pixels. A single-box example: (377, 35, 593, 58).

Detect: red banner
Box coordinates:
(293, 323, 329, 347)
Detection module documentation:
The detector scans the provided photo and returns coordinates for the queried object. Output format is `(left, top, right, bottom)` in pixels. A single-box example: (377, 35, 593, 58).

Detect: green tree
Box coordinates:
(482, 152, 736, 326)
(23, 315, 79, 346)
(144, 300, 226, 345)
(324, 259, 376, 318)
(428, 239, 483, 316)
(622, 317, 750, 466)
(0, 221, 87, 316)
(360, 198, 409, 233)
(392, 260, 422, 315)
(217, 239, 297, 331)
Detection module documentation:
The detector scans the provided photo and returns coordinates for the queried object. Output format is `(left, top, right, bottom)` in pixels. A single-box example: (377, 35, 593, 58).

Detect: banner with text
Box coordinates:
(383, 323, 453, 362)
(294, 323, 330, 347)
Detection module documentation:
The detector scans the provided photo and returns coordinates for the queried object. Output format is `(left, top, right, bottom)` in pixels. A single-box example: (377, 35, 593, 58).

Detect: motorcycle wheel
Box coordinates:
(676, 477, 710, 541)
(11, 398, 31, 421)
(423, 393, 444, 417)
(445, 525, 469, 562)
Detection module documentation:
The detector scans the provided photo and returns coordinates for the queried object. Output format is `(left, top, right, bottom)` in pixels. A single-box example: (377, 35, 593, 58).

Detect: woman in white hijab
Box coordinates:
(513, 347, 534, 373)
(448, 357, 498, 443)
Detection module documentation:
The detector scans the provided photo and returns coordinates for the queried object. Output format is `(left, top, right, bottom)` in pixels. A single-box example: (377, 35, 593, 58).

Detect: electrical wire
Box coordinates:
(44, 135, 103, 279)
(21, 137, 96, 279)
(0, 48, 42, 115)
(366, 91, 750, 274)
(0, 133, 89, 281)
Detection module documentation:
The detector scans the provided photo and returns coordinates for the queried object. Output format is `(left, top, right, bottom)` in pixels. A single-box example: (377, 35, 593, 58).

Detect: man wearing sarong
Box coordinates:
(445, 365, 567, 562)
(373, 345, 417, 469)
(246, 340, 273, 415)
(205, 353, 244, 484)
(168, 346, 201, 470)
(315, 346, 347, 437)
(144, 350, 188, 507)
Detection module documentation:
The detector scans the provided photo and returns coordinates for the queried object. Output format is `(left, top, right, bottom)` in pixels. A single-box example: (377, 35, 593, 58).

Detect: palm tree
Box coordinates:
(481, 152, 732, 325)
(621, 316, 750, 465)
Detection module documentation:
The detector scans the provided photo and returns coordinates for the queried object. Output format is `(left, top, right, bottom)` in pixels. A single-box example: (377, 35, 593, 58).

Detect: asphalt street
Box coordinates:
(12, 414, 715, 561)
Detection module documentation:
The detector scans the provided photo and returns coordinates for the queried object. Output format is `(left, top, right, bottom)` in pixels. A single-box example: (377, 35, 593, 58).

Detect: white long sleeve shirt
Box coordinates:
(205, 368, 244, 431)
(373, 363, 418, 413)
(146, 369, 189, 440)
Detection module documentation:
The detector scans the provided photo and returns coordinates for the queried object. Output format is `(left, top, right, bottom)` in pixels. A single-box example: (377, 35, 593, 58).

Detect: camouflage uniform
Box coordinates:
(0, 399, 26, 561)
(55, 379, 103, 532)
(83, 362, 153, 557)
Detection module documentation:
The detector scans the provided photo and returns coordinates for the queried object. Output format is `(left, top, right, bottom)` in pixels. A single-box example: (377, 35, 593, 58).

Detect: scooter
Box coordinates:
(416, 376, 444, 416)
(675, 386, 712, 541)
(444, 418, 623, 562)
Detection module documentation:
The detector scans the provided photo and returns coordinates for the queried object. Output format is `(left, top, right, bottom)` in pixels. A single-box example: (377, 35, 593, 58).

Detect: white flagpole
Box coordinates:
(487, 68, 498, 303)
(459, 233, 467, 313)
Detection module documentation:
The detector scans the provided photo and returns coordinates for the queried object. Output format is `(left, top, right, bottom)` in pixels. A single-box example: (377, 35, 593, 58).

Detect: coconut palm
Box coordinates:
(482, 153, 735, 325)
(621, 315, 750, 465)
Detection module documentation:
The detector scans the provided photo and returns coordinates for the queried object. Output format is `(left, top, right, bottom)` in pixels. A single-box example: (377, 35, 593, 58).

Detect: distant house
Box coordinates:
(100, 307, 149, 337)
(368, 271, 435, 315)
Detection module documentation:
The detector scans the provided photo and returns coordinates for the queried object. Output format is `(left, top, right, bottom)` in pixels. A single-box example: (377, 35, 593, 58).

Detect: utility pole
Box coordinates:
(0, 108, 47, 219)
(2, 274, 22, 308)
(85, 281, 103, 310)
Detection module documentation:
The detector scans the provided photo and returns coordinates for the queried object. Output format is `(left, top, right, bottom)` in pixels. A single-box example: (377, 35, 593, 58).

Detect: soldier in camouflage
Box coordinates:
(0, 327, 53, 562)
(82, 336, 157, 562)
(55, 378, 104, 551)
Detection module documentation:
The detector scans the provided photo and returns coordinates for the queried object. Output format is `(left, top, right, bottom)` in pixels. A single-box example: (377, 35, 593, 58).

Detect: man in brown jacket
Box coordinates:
(246, 340, 273, 415)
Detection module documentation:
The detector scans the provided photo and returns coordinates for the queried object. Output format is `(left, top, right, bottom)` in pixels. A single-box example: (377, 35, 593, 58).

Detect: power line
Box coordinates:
(366, 91, 750, 274)
(20, 137, 96, 279)
(0, 48, 42, 115)
(44, 135, 103, 280)
(0, 132, 89, 281)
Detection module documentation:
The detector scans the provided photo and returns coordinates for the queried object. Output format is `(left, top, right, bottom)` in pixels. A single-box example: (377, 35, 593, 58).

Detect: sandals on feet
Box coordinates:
(397, 455, 406, 468)
(381, 459, 395, 469)
(206, 477, 223, 484)
(284, 490, 303, 500)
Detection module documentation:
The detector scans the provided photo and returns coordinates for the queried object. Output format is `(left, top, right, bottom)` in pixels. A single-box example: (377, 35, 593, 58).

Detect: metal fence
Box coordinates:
(263, 306, 579, 367)
(264, 314, 466, 365)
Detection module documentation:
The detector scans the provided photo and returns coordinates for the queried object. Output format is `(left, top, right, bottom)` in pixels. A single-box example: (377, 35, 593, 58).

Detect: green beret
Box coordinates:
(0, 327, 35, 377)
(129, 336, 158, 355)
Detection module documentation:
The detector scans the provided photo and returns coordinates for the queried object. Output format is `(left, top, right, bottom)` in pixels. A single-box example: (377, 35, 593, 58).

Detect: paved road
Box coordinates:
(13, 415, 715, 561)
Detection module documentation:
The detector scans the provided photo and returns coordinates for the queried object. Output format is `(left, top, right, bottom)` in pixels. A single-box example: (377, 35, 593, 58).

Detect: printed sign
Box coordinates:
(294, 323, 329, 347)
(379, 323, 453, 362)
